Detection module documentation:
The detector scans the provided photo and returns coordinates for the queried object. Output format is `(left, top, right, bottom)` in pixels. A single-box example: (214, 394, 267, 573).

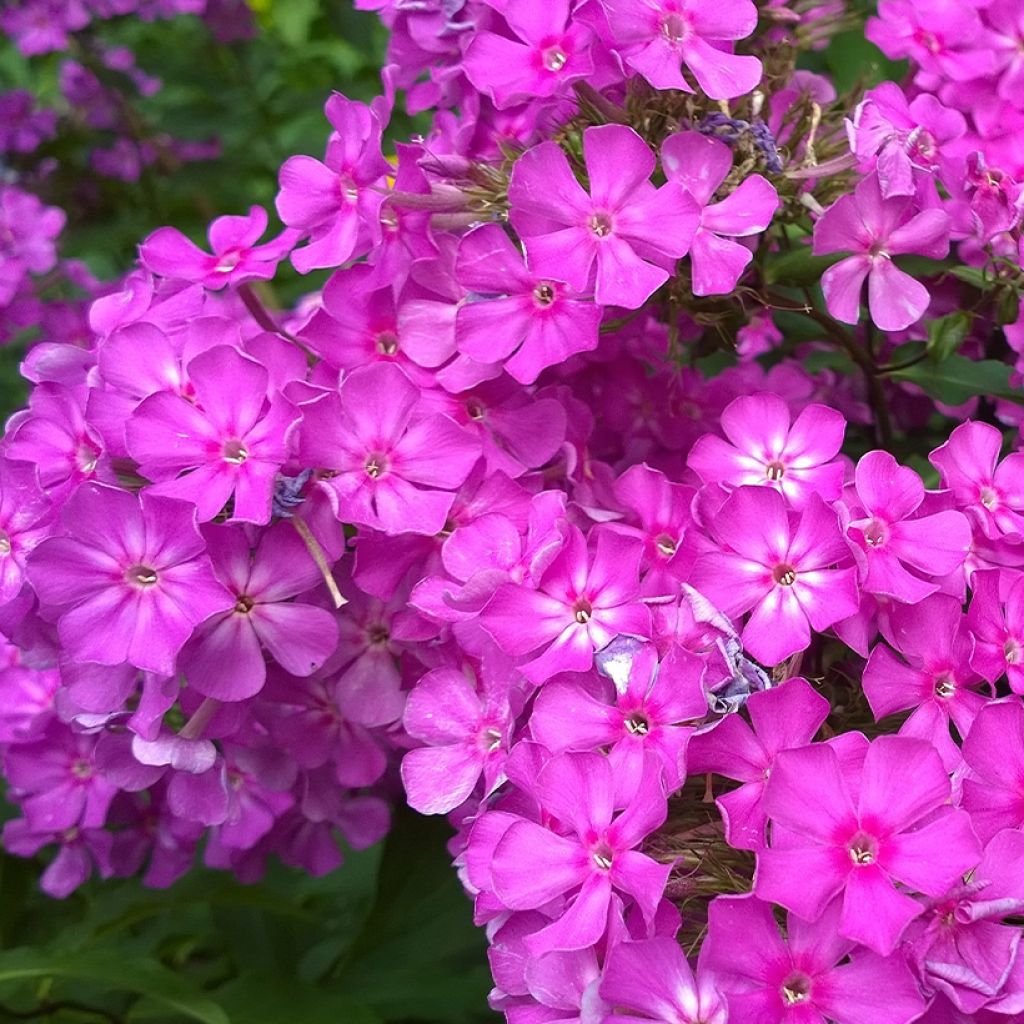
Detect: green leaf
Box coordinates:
(763, 247, 843, 286)
(950, 266, 990, 290)
(270, 0, 320, 45)
(216, 975, 382, 1024)
(926, 312, 971, 363)
(889, 355, 1023, 407)
(824, 30, 909, 91)
(0, 948, 228, 1024)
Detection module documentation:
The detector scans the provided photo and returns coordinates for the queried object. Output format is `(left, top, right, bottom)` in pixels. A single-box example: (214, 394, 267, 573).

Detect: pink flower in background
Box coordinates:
(968, 570, 1024, 694)
(704, 895, 925, 1024)
(847, 449, 972, 603)
(454, 224, 602, 384)
(691, 487, 859, 666)
(661, 132, 778, 295)
(598, 0, 762, 99)
(756, 735, 981, 955)
(960, 700, 1024, 842)
(139, 206, 297, 289)
(688, 393, 846, 508)
(463, 0, 595, 109)
(27, 483, 233, 675)
(0, 461, 52, 606)
(298, 362, 482, 536)
(126, 345, 295, 524)
(481, 526, 651, 683)
(509, 124, 699, 309)
(490, 752, 670, 955)
(687, 677, 829, 850)
(813, 172, 950, 331)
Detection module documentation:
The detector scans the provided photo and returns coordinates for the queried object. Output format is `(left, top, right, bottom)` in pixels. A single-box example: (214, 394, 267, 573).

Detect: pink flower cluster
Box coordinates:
(1, 0, 1024, 1021)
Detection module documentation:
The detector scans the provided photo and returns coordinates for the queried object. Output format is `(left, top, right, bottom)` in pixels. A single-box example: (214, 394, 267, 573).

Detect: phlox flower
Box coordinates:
(930, 420, 1024, 541)
(690, 487, 859, 667)
(703, 895, 925, 1024)
(0, 460, 52, 606)
(462, 0, 595, 109)
(454, 224, 602, 385)
(863, 595, 985, 770)
(847, 449, 972, 603)
(126, 344, 296, 524)
(687, 392, 846, 508)
(531, 641, 706, 792)
(968, 569, 1024, 694)
(687, 676, 829, 851)
(960, 699, 1024, 843)
(481, 525, 651, 684)
(297, 362, 482, 536)
(756, 735, 981, 956)
(599, 937, 728, 1024)
(813, 172, 950, 331)
(2, 818, 112, 899)
(139, 205, 297, 289)
(27, 483, 233, 676)
(275, 92, 391, 274)
(178, 523, 340, 702)
(508, 124, 699, 309)
(596, 0, 762, 99)
(490, 752, 670, 955)
(401, 665, 512, 815)
(661, 131, 779, 296)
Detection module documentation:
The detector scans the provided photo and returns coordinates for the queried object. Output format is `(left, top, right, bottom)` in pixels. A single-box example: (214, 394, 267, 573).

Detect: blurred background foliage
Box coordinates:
(0, 3, 492, 1020)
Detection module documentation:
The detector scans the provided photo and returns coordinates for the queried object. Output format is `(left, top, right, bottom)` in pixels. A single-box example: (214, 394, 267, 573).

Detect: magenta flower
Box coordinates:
(139, 206, 297, 289)
(968, 569, 1024, 694)
(597, 0, 762, 99)
(813, 172, 950, 331)
(481, 526, 651, 684)
(690, 487, 859, 666)
(297, 362, 482, 536)
(703, 895, 926, 1024)
(275, 92, 390, 274)
(929, 421, 1024, 541)
(847, 449, 972, 603)
(126, 345, 295, 524)
(662, 132, 778, 296)
(508, 124, 699, 309)
(756, 735, 981, 956)
(960, 699, 1024, 843)
(863, 596, 985, 770)
(462, 0, 595, 109)
(26, 483, 233, 675)
(0, 185, 65, 304)
(687, 393, 846, 508)
(0, 460, 52, 606)
(599, 937, 728, 1024)
(906, 829, 1024, 1016)
(454, 224, 602, 385)
(179, 523, 340, 702)
(687, 677, 830, 851)
(2, 818, 112, 899)
(490, 752, 670, 955)
(400, 666, 512, 815)
(531, 642, 706, 792)
(848, 82, 966, 199)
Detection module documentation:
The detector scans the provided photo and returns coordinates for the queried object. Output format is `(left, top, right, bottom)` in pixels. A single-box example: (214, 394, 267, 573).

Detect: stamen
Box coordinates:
(126, 564, 159, 588)
(573, 599, 593, 624)
(624, 712, 650, 736)
(541, 46, 567, 72)
(234, 594, 255, 614)
(365, 454, 387, 479)
(655, 534, 677, 557)
(781, 975, 811, 1005)
(376, 331, 399, 356)
(589, 212, 613, 238)
(934, 673, 956, 699)
(765, 460, 785, 481)
(222, 439, 248, 464)
(533, 282, 555, 307)
(0, 532, 10, 555)
(773, 564, 797, 587)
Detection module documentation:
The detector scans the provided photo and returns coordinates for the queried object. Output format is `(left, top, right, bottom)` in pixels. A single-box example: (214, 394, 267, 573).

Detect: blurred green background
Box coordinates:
(0, 4, 493, 1021)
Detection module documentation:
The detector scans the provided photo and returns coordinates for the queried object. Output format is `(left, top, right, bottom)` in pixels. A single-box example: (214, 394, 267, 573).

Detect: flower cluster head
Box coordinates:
(4, 0, 1024, 1020)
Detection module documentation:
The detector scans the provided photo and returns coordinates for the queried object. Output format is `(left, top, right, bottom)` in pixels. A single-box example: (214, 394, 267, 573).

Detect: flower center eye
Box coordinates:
(480, 726, 503, 753)
(979, 486, 999, 510)
(367, 623, 390, 646)
(765, 460, 785, 481)
(222, 439, 248, 464)
(214, 250, 241, 273)
(0, 532, 10, 556)
(591, 843, 614, 870)
(234, 594, 255, 614)
(533, 282, 555, 306)
(376, 331, 399, 356)
(780, 974, 811, 1006)
(848, 833, 878, 865)
(589, 212, 613, 238)
(77, 441, 99, 475)
(624, 712, 650, 736)
(71, 758, 93, 780)
(364, 454, 388, 479)
(340, 175, 359, 202)
(655, 533, 677, 557)
(934, 673, 956, 699)
(541, 45, 567, 71)
(1006, 639, 1022, 665)
(660, 11, 690, 42)
(466, 400, 485, 421)
(863, 518, 889, 547)
(773, 564, 797, 587)
(126, 564, 159, 588)
(573, 599, 593, 624)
